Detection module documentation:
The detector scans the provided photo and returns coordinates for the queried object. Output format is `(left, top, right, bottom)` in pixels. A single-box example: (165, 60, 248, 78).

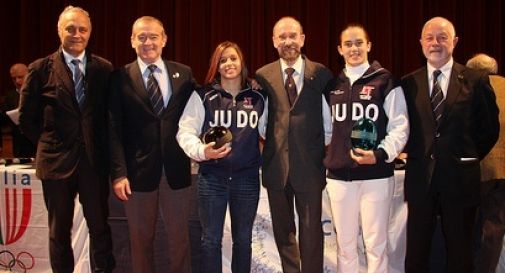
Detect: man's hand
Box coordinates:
(113, 177, 131, 201)
(350, 148, 377, 165)
(250, 79, 262, 90)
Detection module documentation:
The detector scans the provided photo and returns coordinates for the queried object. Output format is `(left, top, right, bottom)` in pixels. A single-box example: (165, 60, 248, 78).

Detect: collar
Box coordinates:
(211, 80, 252, 93)
(62, 49, 86, 65)
(280, 55, 303, 75)
(137, 57, 165, 75)
(344, 61, 370, 79)
(427, 58, 453, 80)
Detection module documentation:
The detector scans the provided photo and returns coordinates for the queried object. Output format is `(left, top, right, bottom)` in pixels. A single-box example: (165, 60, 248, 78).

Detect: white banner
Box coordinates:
(221, 186, 339, 273)
(220, 172, 408, 273)
(0, 165, 89, 273)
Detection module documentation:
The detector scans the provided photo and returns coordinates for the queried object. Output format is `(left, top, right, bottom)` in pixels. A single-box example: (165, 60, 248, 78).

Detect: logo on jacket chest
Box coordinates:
(243, 97, 254, 109)
(209, 110, 259, 128)
(359, 85, 375, 100)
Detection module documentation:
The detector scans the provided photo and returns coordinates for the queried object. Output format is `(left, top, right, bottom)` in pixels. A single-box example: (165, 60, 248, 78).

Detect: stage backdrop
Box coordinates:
(1, 0, 504, 91)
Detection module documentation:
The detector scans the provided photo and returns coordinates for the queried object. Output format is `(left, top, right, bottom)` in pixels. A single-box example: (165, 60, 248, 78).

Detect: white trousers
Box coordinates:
(326, 177, 394, 273)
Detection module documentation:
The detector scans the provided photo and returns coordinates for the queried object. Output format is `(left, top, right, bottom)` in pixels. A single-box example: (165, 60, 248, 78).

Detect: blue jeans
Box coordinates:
(198, 172, 260, 273)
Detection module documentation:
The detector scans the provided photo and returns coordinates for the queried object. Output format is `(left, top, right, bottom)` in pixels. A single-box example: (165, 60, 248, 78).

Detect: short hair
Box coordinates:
(340, 23, 370, 43)
(57, 6, 91, 31)
(205, 41, 248, 87)
(273, 16, 304, 35)
(131, 16, 166, 39)
(421, 16, 456, 38)
(466, 53, 498, 74)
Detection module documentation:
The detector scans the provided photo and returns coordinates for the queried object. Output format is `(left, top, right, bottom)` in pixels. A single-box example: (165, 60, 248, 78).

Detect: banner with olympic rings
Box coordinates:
(0, 165, 90, 273)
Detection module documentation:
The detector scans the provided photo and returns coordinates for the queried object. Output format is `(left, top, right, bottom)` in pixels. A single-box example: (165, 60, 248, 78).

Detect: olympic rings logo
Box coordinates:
(0, 250, 35, 272)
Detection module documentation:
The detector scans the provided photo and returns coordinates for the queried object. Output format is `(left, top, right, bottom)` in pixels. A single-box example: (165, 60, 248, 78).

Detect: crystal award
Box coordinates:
(350, 118, 378, 150)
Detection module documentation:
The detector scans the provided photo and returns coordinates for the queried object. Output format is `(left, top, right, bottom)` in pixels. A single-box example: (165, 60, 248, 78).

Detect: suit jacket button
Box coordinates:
(430, 154, 435, 159)
(435, 132, 440, 138)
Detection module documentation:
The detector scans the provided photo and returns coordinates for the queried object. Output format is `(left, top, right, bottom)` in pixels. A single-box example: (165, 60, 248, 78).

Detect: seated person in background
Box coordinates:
(0, 63, 36, 158)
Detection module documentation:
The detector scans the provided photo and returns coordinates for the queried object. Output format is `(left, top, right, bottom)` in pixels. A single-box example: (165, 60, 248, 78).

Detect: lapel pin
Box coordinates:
(173, 72, 180, 79)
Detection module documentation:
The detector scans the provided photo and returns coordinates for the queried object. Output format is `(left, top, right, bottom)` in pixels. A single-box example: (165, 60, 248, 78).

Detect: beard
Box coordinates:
(278, 45, 301, 63)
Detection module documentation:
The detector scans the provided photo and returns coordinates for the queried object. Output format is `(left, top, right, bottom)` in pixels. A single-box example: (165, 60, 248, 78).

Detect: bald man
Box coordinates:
(401, 17, 499, 273)
(10, 63, 28, 90)
(0, 63, 36, 157)
(255, 16, 333, 273)
(466, 53, 499, 74)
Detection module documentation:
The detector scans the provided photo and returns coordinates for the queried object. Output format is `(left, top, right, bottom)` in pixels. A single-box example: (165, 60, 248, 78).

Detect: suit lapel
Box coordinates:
(126, 61, 155, 114)
(302, 58, 316, 95)
(264, 60, 291, 109)
(271, 61, 288, 101)
(413, 67, 437, 128)
(50, 50, 84, 117)
(444, 63, 463, 116)
(52, 51, 76, 100)
(441, 63, 465, 126)
(164, 61, 178, 110)
(81, 55, 94, 115)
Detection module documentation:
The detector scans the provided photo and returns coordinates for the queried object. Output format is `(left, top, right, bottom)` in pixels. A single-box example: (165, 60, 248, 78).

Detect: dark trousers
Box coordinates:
(266, 184, 323, 273)
(123, 173, 191, 273)
(405, 192, 477, 273)
(474, 179, 505, 273)
(42, 156, 114, 273)
(188, 172, 203, 273)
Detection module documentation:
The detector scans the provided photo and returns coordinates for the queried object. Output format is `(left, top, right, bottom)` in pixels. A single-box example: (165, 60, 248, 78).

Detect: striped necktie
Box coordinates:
(431, 69, 445, 125)
(71, 59, 85, 108)
(147, 64, 164, 116)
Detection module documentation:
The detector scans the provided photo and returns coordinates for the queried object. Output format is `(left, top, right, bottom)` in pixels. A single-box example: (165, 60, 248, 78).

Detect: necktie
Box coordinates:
(284, 67, 297, 106)
(147, 64, 164, 116)
(431, 70, 445, 125)
(71, 59, 85, 108)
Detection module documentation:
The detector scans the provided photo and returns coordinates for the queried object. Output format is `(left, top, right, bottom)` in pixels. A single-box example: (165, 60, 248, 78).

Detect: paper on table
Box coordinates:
(6, 108, 20, 125)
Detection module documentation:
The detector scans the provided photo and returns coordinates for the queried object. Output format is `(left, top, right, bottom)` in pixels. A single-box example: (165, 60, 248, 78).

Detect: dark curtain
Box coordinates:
(1, 0, 504, 90)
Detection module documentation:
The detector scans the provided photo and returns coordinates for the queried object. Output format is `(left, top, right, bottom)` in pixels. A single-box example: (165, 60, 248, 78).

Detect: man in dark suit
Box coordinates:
(466, 53, 505, 273)
(18, 6, 115, 273)
(0, 63, 36, 158)
(255, 16, 333, 273)
(109, 16, 195, 273)
(402, 17, 499, 273)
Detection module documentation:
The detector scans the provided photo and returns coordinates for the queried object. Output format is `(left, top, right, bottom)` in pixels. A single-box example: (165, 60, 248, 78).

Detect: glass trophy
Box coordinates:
(203, 126, 233, 149)
(351, 118, 377, 150)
